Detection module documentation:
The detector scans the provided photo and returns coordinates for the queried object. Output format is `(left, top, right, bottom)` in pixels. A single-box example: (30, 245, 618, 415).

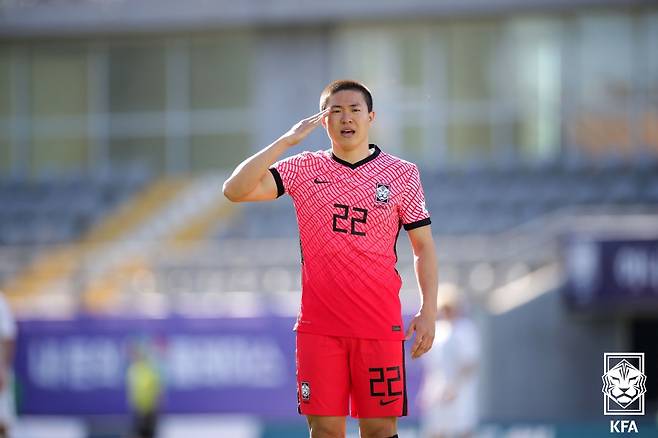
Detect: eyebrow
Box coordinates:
(330, 104, 363, 109)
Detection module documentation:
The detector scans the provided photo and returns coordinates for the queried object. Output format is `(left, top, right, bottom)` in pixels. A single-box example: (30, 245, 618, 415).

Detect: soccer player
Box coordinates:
(223, 79, 438, 438)
(419, 285, 480, 438)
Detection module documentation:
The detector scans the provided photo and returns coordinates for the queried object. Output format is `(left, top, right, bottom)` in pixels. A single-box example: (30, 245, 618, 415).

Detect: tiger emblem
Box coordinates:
(602, 359, 647, 408)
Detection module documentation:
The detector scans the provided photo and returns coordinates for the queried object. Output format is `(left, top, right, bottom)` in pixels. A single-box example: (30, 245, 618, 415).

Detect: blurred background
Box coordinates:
(0, 0, 657, 437)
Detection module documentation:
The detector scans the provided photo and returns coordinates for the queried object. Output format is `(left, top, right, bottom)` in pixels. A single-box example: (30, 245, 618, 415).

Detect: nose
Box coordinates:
(340, 112, 352, 123)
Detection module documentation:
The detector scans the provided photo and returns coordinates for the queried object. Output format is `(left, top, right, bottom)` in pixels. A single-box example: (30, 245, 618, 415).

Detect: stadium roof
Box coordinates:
(0, 0, 654, 37)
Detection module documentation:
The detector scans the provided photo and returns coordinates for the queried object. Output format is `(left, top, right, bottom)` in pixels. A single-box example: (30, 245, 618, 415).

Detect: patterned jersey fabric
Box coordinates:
(270, 144, 431, 340)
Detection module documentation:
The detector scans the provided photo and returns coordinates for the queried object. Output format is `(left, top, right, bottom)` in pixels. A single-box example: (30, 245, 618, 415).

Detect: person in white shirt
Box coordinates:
(419, 284, 481, 438)
(0, 292, 16, 438)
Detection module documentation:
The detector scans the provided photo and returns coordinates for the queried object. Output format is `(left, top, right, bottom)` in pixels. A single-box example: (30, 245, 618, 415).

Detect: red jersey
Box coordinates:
(270, 144, 431, 340)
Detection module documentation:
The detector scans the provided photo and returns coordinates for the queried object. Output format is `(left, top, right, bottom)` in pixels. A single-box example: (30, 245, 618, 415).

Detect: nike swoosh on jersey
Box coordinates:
(313, 178, 330, 184)
(379, 398, 399, 406)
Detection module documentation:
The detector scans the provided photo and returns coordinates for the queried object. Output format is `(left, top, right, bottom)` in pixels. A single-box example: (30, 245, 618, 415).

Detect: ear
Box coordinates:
(321, 114, 327, 129)
(368, 111, 376, 123)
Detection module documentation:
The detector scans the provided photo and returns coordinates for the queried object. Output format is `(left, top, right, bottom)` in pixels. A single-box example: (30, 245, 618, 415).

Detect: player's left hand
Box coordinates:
(405, 311, 436, 359)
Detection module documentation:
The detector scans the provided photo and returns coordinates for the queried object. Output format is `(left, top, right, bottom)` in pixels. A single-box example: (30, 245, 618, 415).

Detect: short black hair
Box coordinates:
(319, 79, 373, 113)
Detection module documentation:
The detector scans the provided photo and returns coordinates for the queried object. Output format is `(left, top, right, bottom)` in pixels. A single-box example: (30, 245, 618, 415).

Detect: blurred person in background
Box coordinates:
(419, 284, 480, 438)
(0, 292, 16, 438)
(223, 79, 438, 438)
(127, 341, 162, 438)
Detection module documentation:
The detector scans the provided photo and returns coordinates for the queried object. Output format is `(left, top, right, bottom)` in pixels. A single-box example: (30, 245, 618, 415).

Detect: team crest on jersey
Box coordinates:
(301, 382, 311, 401)
(375, 183, 391, 204)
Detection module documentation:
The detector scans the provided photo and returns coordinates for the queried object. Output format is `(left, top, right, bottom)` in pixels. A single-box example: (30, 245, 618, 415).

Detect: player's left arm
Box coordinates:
(404, 225, 438, 359)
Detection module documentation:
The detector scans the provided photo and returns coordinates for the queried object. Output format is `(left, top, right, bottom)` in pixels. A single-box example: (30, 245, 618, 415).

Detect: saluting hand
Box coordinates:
(280, 108, 330, 147)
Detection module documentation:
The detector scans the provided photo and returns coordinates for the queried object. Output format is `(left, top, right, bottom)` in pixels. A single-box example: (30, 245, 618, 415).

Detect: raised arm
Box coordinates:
(222, 108, 329, 202)
(404, 225, 439, 359)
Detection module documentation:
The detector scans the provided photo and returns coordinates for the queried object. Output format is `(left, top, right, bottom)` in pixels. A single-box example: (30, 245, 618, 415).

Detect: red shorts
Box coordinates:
(295, 332, 407, 418)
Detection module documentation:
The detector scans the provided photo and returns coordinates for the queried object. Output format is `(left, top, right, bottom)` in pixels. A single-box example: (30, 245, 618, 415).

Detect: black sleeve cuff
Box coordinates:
(403, 217, 431, 231)
(269, 167, 285, 198)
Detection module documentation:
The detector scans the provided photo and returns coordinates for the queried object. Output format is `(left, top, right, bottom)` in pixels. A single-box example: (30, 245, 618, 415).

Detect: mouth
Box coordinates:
(340, 129, 356, 137)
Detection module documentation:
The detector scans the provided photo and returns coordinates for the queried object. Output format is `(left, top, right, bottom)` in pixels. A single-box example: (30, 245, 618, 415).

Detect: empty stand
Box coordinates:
(0, 171, 148, 246)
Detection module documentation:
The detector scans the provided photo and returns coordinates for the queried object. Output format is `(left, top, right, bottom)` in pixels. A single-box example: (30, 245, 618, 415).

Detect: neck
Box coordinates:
(331, 141, 371, 164)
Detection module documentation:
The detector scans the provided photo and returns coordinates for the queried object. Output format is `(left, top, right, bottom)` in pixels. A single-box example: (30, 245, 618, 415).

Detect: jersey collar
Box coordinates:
(331, 144, 381, 170)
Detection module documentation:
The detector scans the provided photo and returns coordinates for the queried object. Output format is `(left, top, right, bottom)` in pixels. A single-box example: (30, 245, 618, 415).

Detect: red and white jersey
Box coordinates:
(270, 144, 431, 340)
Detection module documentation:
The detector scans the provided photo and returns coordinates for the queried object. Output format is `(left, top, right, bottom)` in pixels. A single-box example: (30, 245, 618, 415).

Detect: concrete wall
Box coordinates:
(253, 28, 332, 153)
(1, 0, 653, 37)
(479, 289, 627, 422)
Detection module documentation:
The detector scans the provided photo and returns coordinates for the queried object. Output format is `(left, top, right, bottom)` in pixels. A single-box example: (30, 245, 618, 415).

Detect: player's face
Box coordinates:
(322, 90, 375, 151)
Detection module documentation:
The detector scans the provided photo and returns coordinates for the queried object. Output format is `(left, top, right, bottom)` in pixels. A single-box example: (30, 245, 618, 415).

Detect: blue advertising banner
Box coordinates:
(15, 316, 423, 417)
(563, 237, 658, 312)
